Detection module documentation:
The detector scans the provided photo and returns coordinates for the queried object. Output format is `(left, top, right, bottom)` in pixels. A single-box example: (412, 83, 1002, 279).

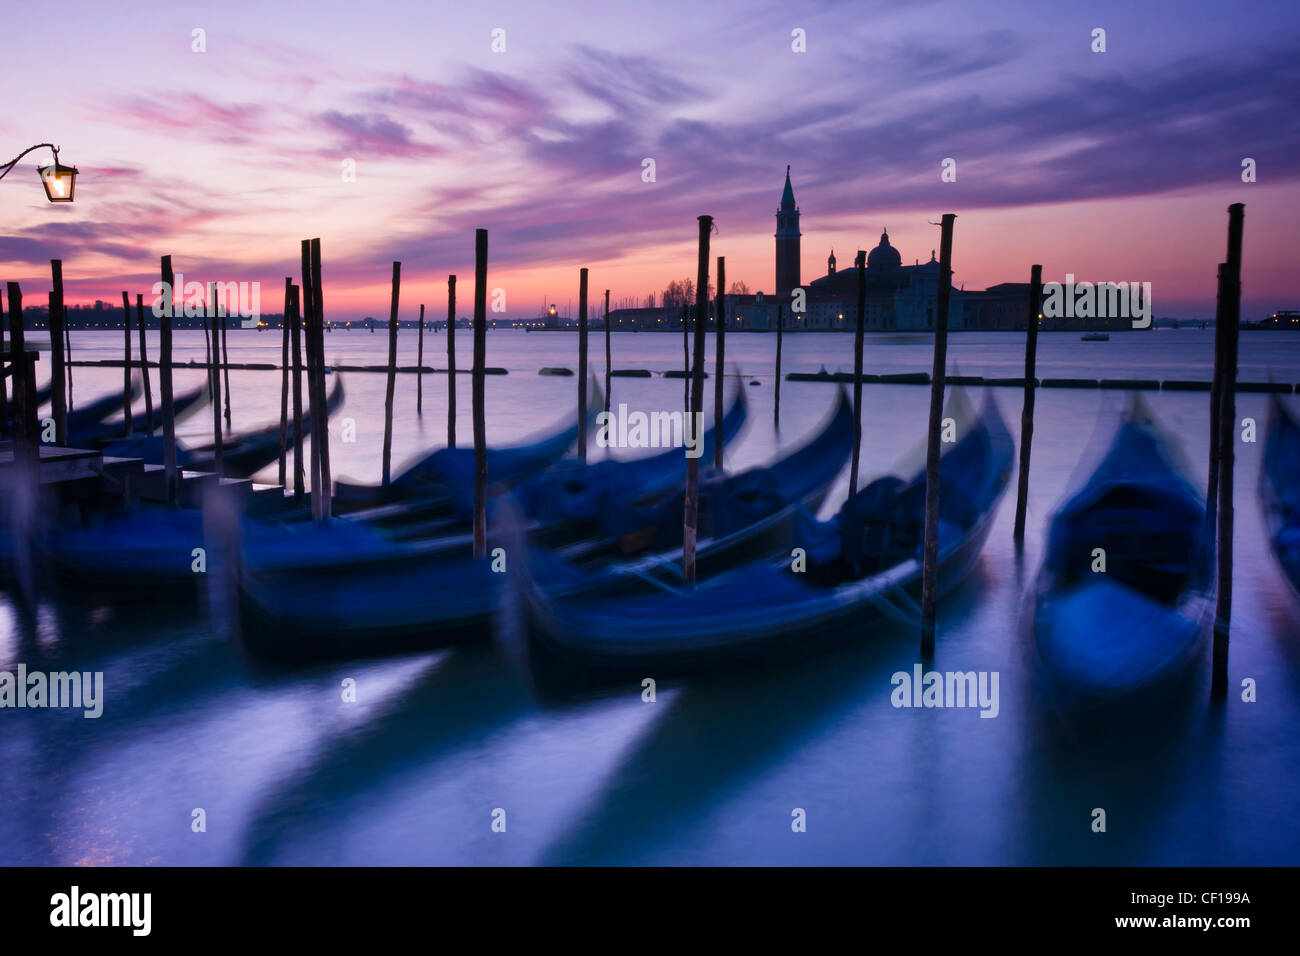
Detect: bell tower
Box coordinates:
(775, 165, 801, 300)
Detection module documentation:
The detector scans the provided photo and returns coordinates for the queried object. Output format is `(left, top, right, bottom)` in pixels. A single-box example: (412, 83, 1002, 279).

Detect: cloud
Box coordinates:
(317, 110, 443, 158)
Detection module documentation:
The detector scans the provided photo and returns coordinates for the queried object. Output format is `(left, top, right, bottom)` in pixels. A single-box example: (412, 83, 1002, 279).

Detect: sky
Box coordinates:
(1, 0, 1297, 320)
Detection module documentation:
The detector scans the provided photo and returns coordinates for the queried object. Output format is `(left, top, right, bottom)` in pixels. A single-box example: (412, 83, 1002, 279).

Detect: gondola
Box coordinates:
(70, 381, 210, 446)
(517, 389, 1013, 673)
(1031, 400, 1213, 710)
(1260, 395, 1300, 601)
(331, 379, 747, 540)
(235, 388, 848, 662)
(330, 381, 609, 513)
(64, 379, 143, 433)
(96, 375, 343, 478)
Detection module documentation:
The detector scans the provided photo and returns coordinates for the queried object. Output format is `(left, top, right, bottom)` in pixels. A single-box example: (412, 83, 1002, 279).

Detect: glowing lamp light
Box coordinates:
(38, 159, 78, 202)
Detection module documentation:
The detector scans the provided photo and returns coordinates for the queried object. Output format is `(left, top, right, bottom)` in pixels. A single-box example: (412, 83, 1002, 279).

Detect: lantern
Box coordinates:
(38, 156, 78, 202)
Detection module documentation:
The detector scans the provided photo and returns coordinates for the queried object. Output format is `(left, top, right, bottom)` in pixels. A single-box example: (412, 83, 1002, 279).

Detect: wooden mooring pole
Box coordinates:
(309, 237, 331, 521)
(447, 275, 457, 448)
(289, 282, 305, 501)
(1212, 203, 1245, 700)
(849, 250, 867, 494)
(5, 282, 38, 612)
(382, 261, 401, 486)
(49, 261, 68, 445)
(472, 230, 488, 560)
(683, 215, 712, 588)
(416, 303, 426, 414)
(1012, 264, 1043, 545)
(119, 292, 134, 437)
(6, 283, 35, 472)
(206, 285, 223, 475)
(301, 241, 320, 518)
(278, 278, 291, 487)
(159, 256, 179, 506)
(221, 303, 232, 435)
(578, 267, 589, 463)
(604, 288, 612, 416)
(774, 301, 784, 429)
(717, 257, 728, 470)
(920, 213, 956, 657)
(136, 294, 154, 436)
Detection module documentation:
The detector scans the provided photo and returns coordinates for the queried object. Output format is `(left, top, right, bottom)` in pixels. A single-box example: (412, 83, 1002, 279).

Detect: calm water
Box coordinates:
(2, 329, 1298, 865)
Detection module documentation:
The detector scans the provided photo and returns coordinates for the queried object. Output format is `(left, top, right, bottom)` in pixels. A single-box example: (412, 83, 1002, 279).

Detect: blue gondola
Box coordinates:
(1031, 401, 1213, 710)
(518, 390, 1012, 672)
(97, 375, 343, 478)
(235, 388, 847, 661)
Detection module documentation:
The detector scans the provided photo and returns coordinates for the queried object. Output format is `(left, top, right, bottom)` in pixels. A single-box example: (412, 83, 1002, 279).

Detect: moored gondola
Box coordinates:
(517, 389, 1013, 675)
(235, 387, 844, 662)
(1031, 400, 1213, 711)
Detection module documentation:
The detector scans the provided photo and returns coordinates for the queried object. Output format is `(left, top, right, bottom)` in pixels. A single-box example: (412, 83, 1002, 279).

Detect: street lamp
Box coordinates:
(1, 143, 78, 202)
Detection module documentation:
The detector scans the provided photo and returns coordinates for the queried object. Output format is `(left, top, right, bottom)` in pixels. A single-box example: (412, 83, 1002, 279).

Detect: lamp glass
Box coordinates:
(38, 162, 77, 203)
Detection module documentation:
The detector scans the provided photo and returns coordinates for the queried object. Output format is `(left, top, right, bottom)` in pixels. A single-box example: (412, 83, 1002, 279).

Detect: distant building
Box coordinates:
(1249, 309, 1300, 329)
(611, 168, 1154, 332)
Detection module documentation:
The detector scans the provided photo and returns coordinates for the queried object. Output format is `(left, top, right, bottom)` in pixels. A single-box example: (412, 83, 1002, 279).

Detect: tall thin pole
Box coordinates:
(159, 256, 179, 506)
(6, 284, 31, 470)
(278, 277, 291, 487)
(207, 286, 223, 475)
(6, 282, 37, 613)
(289, 283, 305, 501)
(119, 292, 134, 436)
(683, 215, 712, 588)
(202, 297, 212, 369)
(849, 250, 867, 494)
(310, 237, 331, 520)
(774, 302, 784, 428)
(416, 303, 425, 414)
(1212, 203, 1245, 700)
(382, 261, 401, 486)
(1013, 264, 1043, 544)
(578, 267, 589, 463)
(920, 213, 956, 657)
(604, 288, 612, 415)
(300, 241, 318, 514)
(221, 302, 232, 435)
(713, 258, 725, 470)
(447, 275, 457, 448)
(472, 230, 489, 559)
(49, 260, 67, 446)
(136, 294, 153, 436)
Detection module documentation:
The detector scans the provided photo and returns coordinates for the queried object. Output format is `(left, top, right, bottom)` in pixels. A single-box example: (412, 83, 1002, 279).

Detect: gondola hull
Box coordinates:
(237, 389, 845, 663)
(519, 391, 1013, 675)
(1030, 404, 1213, 712)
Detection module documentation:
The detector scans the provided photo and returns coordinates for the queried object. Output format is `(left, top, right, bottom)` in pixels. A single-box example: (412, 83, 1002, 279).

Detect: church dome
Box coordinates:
(867, 230, 901, 272)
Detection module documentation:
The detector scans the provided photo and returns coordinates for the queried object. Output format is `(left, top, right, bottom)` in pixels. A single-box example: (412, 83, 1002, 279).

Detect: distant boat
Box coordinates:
(1081, 332, 1110, 341)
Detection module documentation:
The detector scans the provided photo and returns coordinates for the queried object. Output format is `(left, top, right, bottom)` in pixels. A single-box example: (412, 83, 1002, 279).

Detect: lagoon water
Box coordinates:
(2, 328, 1298, 865)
